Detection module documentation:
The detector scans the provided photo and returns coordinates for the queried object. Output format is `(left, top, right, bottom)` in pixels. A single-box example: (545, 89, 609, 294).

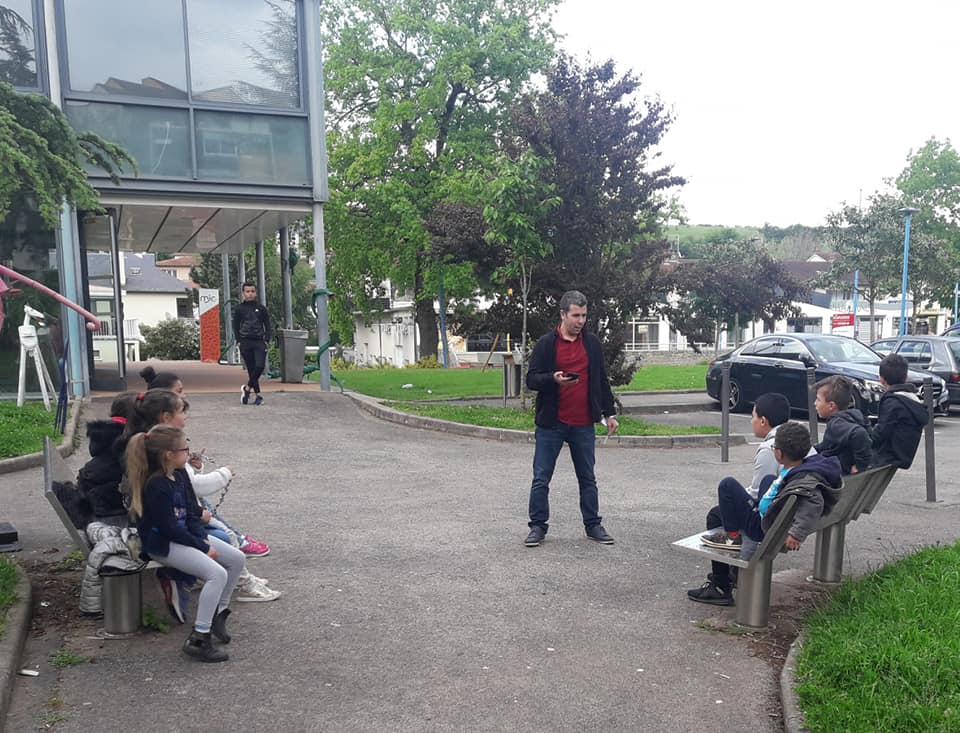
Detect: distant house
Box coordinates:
(87, 252, 194, 362)
(155, 255, 200, 288)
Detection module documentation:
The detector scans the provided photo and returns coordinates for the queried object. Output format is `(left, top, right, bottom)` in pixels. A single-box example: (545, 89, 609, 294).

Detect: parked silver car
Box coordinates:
(870, 335, 960, 411)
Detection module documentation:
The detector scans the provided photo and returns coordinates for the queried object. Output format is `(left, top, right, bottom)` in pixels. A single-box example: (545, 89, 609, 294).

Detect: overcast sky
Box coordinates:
(552, 0, 960, 228)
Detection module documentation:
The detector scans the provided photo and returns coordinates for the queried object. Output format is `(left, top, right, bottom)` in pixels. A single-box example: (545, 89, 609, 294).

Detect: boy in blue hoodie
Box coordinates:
(690, 422, 843, 605)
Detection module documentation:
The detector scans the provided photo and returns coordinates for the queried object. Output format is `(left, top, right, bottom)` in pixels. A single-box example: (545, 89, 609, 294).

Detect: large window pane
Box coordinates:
(195, 111, 308, 184)
(65, 101, 191, 178)
(0, 1, 38, 87)
(63, 0, 187, 99)
(187, 0, 299, 108)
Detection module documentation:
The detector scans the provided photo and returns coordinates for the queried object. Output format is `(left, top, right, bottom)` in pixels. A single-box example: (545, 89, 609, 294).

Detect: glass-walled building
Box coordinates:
(0, 0, 326, 393)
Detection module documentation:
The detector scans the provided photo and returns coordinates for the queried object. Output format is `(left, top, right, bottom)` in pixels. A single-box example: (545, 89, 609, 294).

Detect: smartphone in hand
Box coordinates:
(564, 371, 579, 380)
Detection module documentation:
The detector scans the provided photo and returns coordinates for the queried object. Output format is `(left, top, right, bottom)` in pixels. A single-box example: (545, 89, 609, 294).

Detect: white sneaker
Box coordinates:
(235, 580, 281, 602)
(245, 572, 270, 586)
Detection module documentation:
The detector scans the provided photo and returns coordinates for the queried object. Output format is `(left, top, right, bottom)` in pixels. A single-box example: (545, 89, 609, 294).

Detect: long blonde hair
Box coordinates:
(125, 424, 186, 519)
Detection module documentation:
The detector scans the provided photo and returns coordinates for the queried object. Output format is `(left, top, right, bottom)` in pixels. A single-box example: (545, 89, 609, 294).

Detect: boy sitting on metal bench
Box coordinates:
(689, 422, 843, 605)
(687, 392, 790, 606)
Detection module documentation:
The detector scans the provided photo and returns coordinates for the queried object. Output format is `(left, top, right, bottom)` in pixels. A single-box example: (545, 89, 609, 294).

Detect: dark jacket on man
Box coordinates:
(761, 453, 843, 543)
(76, 420, 127, 519)
(870, 383, 928, 469)
(233, 300, 270, 343)
(815, 408, 872, 475)
(526, 330, 616, 428)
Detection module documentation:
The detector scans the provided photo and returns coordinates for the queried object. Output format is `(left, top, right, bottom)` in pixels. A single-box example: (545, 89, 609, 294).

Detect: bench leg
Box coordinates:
(813, 524, 846, 584)
(735, 558, 773, 629)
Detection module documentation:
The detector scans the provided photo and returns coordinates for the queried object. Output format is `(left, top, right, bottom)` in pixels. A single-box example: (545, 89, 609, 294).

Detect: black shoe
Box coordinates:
(524, 526, 546, 547)
(211, 608, 231, 644)
(183, 630, 229, 662)
(687, 580, 734, 606)
(585, 524, 615, 544)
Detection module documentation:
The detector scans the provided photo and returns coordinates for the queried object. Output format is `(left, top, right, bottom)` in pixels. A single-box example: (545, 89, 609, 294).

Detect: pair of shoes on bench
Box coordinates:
(700, 530, 742, 552)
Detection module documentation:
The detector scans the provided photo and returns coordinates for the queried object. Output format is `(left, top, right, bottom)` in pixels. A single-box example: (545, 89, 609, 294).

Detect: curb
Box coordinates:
(0, 399, 84, 475)
(781, 635, 808, 733)
(346, 393, 746, 448)
(0, 561, 33, 731)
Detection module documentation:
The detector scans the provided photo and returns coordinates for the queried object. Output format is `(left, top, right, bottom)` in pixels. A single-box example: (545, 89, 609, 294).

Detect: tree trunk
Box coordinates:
(413, 251, 438, 362)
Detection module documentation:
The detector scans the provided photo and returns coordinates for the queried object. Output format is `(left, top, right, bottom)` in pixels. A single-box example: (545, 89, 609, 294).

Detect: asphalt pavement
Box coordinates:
(1, 386, 958, 732)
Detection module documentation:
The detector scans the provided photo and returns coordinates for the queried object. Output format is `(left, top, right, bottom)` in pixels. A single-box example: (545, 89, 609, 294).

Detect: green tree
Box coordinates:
(481, 151, 559, 372)
(320, 0, 558, 358)
(894, 137, 960, 307)
(509, 56, 684, 385)
(665, 239, 805, 352)
(0, 5, 35, 87)
(0, 83, 134, 228)
(822, 193, 904, 341)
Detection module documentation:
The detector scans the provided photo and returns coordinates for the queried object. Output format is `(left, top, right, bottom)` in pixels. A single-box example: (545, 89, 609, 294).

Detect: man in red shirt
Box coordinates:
(524, 290, 619, 547)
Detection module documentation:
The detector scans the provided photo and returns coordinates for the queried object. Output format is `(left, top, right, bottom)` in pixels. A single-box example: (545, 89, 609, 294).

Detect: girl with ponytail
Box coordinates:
(126, 424, 245, 663)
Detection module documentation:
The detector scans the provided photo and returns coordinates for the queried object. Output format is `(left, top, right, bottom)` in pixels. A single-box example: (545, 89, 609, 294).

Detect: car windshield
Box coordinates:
(805, 337, 881, 365)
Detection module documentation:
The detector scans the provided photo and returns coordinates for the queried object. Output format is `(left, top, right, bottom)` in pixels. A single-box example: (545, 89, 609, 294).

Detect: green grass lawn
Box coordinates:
(386, 402, 719, 435)
(0, 401, 64, 459)
(797, 542, 960, 732)
(312, 363, 709, 399)
(0, 556, 17, 639)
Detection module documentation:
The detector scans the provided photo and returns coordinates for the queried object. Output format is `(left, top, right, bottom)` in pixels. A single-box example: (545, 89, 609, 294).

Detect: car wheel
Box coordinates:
(728, 378, 746, 412)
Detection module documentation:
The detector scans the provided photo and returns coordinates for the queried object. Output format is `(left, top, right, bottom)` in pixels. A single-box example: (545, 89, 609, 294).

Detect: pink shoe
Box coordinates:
(240, 537, 270, 557)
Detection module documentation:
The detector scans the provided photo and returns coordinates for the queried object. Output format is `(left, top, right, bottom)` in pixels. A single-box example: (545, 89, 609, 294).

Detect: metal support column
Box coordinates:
(256, 241, 267, 306)
(279, 227, 293, 328)
(222, 254, 236, 364)
(735, 560, 774, 629)
(304, 0, 331, 390)
(812, 524, 846, 583)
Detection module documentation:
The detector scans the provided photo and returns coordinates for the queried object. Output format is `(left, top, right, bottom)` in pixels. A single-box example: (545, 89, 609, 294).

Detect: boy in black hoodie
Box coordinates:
(871, 353, 929, 469)
(699, 422, 843, 562)
(76, 393, 136, 525)
(232, 282, 270, 406)
(813, 375, 871, 475)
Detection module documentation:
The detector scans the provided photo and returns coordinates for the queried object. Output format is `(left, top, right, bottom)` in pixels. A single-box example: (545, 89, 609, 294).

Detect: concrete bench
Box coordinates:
(672, 464, 898, 628)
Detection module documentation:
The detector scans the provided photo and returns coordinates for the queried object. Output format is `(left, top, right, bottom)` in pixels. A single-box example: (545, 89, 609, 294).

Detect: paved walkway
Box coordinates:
(2, 370, 958, 731)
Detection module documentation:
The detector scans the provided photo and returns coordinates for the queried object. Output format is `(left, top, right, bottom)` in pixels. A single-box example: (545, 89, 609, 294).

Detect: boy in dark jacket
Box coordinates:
(696, 422, 842, 589)
(232, 282, 270, 406)
(76, 393, 136, 524)
(871, 353, 928, 469)
(813, 375, 871, 475)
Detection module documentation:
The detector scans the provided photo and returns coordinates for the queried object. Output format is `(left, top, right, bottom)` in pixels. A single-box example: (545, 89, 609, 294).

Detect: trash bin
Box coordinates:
(279, 329, 308, 383)
(99, 566, 142, 637)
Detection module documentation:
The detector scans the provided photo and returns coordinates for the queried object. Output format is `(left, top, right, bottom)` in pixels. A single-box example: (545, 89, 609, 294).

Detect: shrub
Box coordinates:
(409, 356, 442, 369)
(140, 319, 200, 360)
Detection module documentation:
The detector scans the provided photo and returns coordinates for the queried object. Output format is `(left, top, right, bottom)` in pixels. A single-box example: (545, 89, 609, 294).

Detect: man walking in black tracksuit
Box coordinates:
(233, 282, 270, 406)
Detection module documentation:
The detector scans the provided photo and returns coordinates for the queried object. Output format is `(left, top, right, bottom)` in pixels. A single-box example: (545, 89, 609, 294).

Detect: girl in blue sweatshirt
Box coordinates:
(126, 424, 245, 662)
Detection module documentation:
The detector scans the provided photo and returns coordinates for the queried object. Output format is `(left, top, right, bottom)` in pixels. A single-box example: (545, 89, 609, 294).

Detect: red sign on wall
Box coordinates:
(831, 313, 855, 329)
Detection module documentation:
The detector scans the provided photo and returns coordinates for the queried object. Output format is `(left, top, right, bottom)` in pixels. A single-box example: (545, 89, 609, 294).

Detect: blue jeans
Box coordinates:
(528, 423, 602, 530)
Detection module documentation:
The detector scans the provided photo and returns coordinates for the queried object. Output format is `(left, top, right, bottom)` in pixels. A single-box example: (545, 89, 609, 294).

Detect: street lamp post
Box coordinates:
(898, 207, 920, 336)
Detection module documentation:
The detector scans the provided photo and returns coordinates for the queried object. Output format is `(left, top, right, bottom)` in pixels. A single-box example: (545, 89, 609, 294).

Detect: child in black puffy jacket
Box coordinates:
(76, 393, 136, 525)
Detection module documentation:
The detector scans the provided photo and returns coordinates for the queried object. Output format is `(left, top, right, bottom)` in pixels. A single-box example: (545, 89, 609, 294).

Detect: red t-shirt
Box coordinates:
(555, 327, 592, 426)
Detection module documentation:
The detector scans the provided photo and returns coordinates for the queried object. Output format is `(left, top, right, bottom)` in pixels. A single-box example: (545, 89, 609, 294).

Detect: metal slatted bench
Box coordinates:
(43, 437, 161, 636)
(672, 464, 898, 628)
